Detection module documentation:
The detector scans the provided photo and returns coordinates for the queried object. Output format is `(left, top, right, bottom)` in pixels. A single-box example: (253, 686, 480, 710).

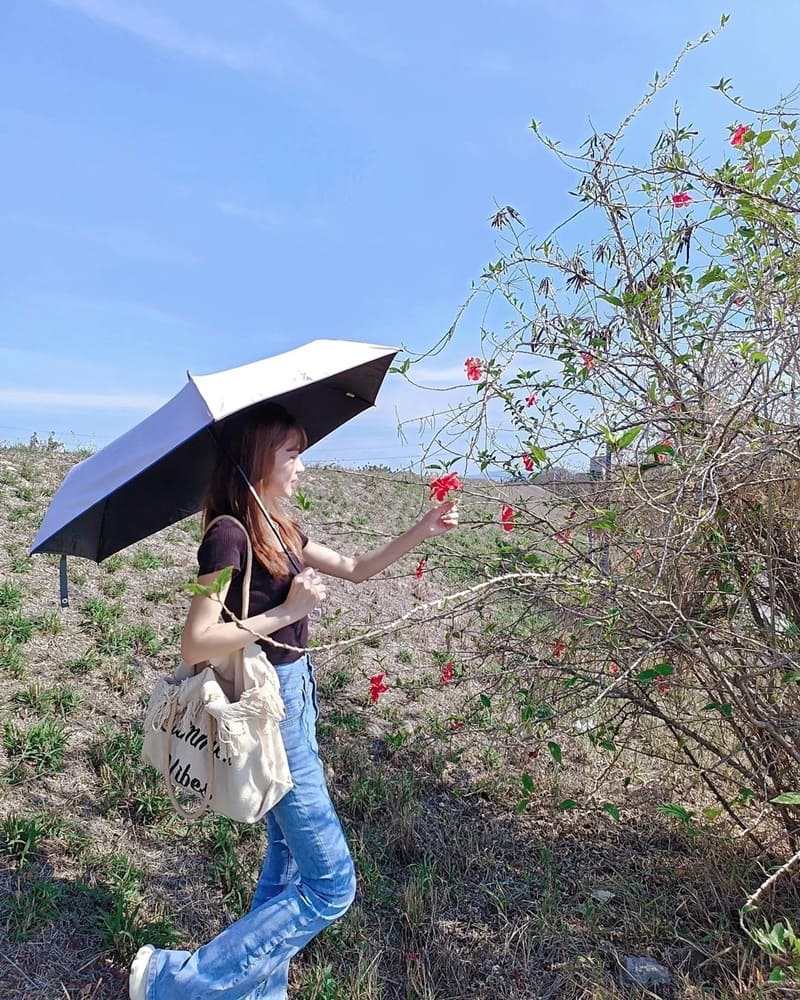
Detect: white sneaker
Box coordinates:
(129, 944, 155, 1000)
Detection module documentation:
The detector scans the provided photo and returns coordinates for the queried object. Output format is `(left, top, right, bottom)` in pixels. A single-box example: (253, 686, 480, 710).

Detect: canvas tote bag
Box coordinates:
(142, 515, 293, 822)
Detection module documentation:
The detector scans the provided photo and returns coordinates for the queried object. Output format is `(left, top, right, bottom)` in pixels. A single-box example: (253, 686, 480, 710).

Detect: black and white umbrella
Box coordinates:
(31, 340, 398, 600)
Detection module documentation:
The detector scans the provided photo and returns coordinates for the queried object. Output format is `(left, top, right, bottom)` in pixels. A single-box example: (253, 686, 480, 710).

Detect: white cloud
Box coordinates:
(0, 388, 167, 411)
(50, 0, 285, 75)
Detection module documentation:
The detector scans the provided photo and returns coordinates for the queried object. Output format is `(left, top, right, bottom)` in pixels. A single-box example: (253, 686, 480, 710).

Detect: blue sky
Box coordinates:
(2, 0, 799, 467)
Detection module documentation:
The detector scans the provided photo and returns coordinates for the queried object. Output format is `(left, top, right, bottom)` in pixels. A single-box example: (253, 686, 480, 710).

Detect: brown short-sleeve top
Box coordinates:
(197, 518, 309, 665)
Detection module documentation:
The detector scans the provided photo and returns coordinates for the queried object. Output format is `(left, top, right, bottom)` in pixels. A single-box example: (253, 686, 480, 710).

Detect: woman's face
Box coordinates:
(262, 432, 305, 500)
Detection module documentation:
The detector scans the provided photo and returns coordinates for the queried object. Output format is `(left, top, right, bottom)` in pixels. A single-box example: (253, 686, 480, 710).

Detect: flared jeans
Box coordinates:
(144, 654, 356, 1000)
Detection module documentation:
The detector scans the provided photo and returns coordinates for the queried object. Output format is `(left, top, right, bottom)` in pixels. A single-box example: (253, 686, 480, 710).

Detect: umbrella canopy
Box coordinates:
(31, 340, 398, 562)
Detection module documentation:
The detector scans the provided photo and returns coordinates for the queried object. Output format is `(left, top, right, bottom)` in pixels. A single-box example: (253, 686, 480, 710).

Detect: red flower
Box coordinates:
(439, 661, 455, 684)
(429, 471, 462, 501)
(672, 192, 692, 207)
(633, 548, 643, 560)
(500, 504, 515, 532)
(464, 357, 483, 381)
(525, 392, 537, 407)
(609, 661, 620, 675)
(528, 747, 540, 759)
(656, 677, 670, 694)
(581, 352, 595, 371)
(553, 638, 566, 658)
(555, 529, 572, 545)
(657, 438, 674, 463)
(731, 124, 748, 147)
(449, 720, 464, 732)
(522, 453, 535, 473)
(369, 673, 388, 704)
(415, 558, 426, 580)
(733, 295, 745, 306)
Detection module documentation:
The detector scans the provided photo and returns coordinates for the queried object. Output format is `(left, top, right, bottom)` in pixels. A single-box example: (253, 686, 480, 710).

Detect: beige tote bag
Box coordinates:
(142, 516, 293, 822)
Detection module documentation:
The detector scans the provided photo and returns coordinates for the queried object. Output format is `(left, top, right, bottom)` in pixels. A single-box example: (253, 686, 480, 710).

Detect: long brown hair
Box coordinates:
(203, 403, 308, 577)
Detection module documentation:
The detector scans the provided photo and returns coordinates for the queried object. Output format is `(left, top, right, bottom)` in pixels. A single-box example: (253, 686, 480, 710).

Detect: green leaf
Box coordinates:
(697, 265, 727, 289)
(529, 445, 548, 465)
(521, 772, 535, 794)
(704, 701, 733, 717)
(772, 792, 800, 806)
(603, 803, 620, 821)
(702, 806, 723, 822)
(547, 741, 562, 764)
(616, 425, 643, 449)
(599, 293, 623, 307)
(656, 802, 694, 823)
(768, 968, 787, 983)
(756, 129, 774, 147)
(184, 565, 234, 598)
(556, 798, 578, 811)
(479, 693, 492, 710)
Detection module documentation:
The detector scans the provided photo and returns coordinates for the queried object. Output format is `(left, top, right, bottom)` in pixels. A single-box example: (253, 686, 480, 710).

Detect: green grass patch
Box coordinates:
(0, 643, 26, 677)
(0, 611, 35, 645)
(7, 879, 63, 941)
(12, 682, 84, 717)
(65, 648, 100, 675)
(3, 719, 69, 783)
(130, 548, 170, 570)
(0, 580, 23, 611)
(89, 726, 171, 823)
(0, 813, 50, 869)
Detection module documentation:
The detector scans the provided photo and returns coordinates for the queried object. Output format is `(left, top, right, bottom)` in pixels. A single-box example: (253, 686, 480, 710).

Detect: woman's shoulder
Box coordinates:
(197, 516, 248, 573)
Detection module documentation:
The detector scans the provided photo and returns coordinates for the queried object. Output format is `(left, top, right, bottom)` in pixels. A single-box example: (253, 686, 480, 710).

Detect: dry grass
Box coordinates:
(0, 443, 795, 999)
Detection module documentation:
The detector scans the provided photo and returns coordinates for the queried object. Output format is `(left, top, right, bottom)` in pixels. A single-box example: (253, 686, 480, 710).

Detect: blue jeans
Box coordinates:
(145, 654, 356, 1000)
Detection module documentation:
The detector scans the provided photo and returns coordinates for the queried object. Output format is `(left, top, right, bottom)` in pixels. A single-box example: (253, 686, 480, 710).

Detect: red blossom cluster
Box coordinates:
(500, 504, 515, 531)
(464, 357, 483, 381)
(522, 453, 535, 473)
(525, 392, 537, 407)
(553, 638, 566, 658)
(672, 192, 692, 207)
(731, 123, 749, 147)
(429, 471, 462, 501)
(369, 673, 388, 704)
(657, 438, 674, 463)
(581, 352, 596, 372)
(439, 661, 455, 684)
(555, 528, 572, 545)
(415, 558, 426, 580)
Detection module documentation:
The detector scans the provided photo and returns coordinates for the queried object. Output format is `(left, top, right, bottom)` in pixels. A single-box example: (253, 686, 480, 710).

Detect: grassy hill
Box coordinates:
(0, 440, 791, 999)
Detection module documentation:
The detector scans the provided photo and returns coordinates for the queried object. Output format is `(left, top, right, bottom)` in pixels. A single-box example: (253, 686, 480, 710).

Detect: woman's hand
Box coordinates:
(284, 567, 327, 621)
(417, 499, 460, 537)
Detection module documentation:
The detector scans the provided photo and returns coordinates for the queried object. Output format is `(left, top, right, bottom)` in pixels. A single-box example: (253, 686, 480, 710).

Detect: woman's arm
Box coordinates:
(303, 499, 458, 583)
(180, 566, 326, 665)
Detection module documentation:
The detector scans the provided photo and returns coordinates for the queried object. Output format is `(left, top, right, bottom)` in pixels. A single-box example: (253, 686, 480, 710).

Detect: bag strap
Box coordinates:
(161, 690, 216, 822)
(202, 514, 254, 618)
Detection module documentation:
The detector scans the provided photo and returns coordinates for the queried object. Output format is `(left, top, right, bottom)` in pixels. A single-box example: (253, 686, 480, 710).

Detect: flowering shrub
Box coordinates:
(399, 21, 800, 960)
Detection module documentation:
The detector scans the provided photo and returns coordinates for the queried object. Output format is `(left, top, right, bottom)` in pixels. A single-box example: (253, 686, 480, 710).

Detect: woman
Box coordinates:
(130, 402, 459, 1000)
